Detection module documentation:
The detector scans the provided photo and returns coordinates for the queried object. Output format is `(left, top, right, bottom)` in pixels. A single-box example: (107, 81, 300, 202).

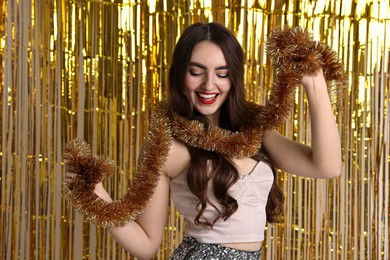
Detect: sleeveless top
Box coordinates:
(169, 160, 274, 244)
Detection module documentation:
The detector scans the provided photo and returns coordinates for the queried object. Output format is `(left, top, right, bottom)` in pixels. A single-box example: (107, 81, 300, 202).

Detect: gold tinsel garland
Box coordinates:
(62, 27, 347, 228)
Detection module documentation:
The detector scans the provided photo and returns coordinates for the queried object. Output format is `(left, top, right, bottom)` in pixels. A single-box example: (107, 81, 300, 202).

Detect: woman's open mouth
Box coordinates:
(196, 92, 219, 104)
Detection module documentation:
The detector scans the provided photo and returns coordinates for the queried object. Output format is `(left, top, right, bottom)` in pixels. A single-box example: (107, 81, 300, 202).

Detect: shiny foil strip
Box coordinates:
(0, 0, 389, 259)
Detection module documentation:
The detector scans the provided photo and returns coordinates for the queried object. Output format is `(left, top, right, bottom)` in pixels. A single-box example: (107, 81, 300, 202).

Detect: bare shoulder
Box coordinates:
(163, 138, 191, 178)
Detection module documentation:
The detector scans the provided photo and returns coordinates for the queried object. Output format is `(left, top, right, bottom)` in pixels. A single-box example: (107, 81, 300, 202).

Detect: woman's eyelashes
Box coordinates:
(216, 71, 229, 78)
(189, 69, 203, 76)
(188, 69, 229, 79)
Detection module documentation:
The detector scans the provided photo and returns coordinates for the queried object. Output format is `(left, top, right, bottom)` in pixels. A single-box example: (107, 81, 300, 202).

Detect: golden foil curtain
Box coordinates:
(0, 0, 389, 259)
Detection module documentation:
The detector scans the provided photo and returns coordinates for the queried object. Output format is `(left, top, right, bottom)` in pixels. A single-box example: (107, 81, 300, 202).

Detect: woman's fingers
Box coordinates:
(65, 171, 78, 183)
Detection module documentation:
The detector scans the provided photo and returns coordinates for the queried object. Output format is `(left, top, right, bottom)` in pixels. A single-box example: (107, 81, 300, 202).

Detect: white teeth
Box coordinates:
(197, 93, 217, 99)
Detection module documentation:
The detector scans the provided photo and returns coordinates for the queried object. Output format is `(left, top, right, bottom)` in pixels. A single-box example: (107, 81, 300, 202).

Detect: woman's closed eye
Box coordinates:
(189, 70, 229, 79)
(216, 71, 229, 78)
(189, 69, 203, 76)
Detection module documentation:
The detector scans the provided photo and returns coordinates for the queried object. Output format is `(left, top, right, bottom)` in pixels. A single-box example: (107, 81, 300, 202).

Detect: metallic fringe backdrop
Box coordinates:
(0, 0, 389, 259)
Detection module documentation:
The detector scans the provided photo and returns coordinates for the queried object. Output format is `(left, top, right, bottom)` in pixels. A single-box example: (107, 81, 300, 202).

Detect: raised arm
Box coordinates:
(262, 69, 342, 179)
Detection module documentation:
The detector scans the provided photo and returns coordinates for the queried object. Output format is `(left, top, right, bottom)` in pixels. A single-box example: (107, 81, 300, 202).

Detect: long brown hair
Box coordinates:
(168, 22, 284, 226)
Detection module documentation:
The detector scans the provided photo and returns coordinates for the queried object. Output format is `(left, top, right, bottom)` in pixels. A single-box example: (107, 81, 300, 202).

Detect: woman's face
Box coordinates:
(184, 41, 231, 126)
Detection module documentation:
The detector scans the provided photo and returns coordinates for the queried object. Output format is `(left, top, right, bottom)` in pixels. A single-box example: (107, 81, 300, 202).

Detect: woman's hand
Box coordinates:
(64, 168, 77, 184)
(64, 166, 111, 202)
(300, 68, 326, 90)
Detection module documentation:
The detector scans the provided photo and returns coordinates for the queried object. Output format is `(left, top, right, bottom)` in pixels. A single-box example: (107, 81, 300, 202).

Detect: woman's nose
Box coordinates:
(202, 73, 214, 89)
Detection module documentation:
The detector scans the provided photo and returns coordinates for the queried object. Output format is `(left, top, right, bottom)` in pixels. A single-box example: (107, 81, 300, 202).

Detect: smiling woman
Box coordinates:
(2, 0, 389, 259)
(63, 22, 347, 259)
(184, 41, 232, 126)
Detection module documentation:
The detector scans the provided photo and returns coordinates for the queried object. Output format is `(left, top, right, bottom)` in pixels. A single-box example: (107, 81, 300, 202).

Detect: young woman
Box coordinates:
(65, 22, 343, 259)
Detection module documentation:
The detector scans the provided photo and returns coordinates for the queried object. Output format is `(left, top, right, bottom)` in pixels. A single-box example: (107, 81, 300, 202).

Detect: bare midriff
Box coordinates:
(219, 242, 262, 252)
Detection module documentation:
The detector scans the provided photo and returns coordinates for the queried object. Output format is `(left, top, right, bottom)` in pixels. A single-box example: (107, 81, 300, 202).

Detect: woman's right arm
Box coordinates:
(65, 138, 189, 260)
(94, 174, 170, 260)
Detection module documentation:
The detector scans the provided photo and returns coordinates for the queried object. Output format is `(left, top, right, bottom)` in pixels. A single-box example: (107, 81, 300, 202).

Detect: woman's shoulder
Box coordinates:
(163, 138, 191, 178)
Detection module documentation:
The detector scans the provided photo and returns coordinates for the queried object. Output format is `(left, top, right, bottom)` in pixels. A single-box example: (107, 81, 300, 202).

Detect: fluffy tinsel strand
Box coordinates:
(62, 26, 347, 227)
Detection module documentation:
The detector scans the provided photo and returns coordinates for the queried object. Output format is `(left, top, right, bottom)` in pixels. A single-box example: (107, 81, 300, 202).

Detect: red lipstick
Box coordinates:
(196, 92, 218, 104)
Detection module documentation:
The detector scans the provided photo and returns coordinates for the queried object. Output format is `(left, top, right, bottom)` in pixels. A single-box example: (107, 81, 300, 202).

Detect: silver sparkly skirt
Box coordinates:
(169, 237, 262, 260)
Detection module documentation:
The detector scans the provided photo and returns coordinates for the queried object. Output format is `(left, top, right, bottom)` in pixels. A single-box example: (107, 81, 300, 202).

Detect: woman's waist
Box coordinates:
(219, 241, 262, 252)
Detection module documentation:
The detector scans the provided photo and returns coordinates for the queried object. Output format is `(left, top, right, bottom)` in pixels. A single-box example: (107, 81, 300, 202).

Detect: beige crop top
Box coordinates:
(169, 160, 274, 244)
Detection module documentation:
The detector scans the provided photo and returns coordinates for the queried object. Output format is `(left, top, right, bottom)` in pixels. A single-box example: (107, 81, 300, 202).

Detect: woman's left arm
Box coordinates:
(262, 69, 342, 179)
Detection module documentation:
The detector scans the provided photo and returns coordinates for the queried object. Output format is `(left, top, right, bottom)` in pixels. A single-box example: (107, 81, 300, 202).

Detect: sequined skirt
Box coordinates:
(169, 237, 262, 260)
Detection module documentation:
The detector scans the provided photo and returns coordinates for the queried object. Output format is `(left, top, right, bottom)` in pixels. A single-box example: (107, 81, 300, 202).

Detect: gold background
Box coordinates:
(1, 0, 389, 259)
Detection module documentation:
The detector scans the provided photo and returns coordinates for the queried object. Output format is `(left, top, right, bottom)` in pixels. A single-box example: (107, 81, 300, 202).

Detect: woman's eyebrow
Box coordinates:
(189, 62, 228, 70)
